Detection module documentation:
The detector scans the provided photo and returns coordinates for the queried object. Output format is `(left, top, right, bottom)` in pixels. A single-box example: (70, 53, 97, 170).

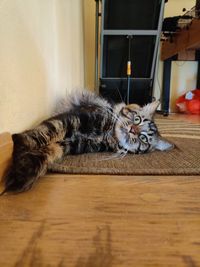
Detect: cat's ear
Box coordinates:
(126, 103, 141, 110)
(142, 100, 160, 119)
(155, 138, 174, 151)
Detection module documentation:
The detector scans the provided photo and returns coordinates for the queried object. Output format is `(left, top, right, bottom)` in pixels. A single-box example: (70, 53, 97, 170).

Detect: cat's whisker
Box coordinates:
(97, 149, 128, 161)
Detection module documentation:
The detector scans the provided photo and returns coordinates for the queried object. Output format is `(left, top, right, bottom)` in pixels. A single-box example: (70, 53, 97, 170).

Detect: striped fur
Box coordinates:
(1, 91, 174, 194)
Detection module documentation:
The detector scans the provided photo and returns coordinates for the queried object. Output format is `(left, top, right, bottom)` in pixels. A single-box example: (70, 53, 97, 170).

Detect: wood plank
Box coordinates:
(161, 19, 200, 60)
(0, 174, 200, 267)
(178, 49, 196, 61)
(0, 132, 13, 181)
(169, 113, 200, 124)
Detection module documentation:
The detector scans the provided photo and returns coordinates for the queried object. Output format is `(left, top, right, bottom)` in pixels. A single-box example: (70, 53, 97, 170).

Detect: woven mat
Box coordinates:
(49, 117, 200, 175)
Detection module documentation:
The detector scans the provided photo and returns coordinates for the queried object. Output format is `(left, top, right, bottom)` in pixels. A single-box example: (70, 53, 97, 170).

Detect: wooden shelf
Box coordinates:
(161, 19, 200, 61)
(0, 132, 13, 181)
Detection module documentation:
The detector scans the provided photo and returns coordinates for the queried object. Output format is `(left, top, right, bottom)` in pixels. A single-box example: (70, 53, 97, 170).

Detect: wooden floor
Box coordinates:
(0, 114, 200, 267)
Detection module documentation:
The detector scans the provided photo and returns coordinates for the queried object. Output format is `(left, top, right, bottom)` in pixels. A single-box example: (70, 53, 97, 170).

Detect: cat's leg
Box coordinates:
(13, 119, 67, 151)
(1, 142, 64, 194)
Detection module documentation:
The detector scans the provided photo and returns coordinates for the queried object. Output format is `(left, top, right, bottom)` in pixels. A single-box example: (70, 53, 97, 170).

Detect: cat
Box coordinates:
(1, 91, 174, 194)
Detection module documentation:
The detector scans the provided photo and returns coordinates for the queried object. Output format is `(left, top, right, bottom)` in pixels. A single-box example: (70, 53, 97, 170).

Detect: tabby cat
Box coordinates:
(1, 91, 173, 194)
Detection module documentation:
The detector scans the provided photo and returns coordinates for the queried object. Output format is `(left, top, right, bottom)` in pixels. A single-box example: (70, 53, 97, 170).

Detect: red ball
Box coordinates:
(187, 99, 200, 114)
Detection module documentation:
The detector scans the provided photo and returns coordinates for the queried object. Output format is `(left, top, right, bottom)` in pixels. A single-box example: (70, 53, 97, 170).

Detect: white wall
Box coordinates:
(83, 0, 96, 90)
(170, 61, 198, 109)
(0, 0, 197, 134)
(0, 0, 84, 133)
(153, 0, 197, 112)
(164, 0, 196, 17)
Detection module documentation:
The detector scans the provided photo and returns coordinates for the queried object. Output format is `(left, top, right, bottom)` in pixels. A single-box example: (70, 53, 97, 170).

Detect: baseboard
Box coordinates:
(0, 132, 13, 181)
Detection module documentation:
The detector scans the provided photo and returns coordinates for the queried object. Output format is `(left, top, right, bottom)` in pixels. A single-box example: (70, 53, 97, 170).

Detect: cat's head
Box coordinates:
(115, 101, 174, 154)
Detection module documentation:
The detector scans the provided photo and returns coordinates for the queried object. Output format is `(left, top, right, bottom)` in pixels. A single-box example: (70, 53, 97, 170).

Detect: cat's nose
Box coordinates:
(130, 125, 139, 134)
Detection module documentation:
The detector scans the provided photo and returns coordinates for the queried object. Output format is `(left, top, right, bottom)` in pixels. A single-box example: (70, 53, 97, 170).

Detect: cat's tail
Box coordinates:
(0, 136, 64, 195)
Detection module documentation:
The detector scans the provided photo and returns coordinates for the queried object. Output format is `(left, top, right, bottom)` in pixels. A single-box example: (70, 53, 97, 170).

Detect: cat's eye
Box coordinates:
(139, 134, 148, 143)
(134, 116, 141, 125)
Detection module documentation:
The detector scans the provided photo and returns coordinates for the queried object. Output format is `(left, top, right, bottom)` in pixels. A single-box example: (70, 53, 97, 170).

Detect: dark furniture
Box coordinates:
(95, 0, 166, 105)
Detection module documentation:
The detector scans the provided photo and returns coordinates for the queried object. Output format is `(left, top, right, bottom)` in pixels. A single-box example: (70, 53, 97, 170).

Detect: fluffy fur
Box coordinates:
(1, 91, 174, 194)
